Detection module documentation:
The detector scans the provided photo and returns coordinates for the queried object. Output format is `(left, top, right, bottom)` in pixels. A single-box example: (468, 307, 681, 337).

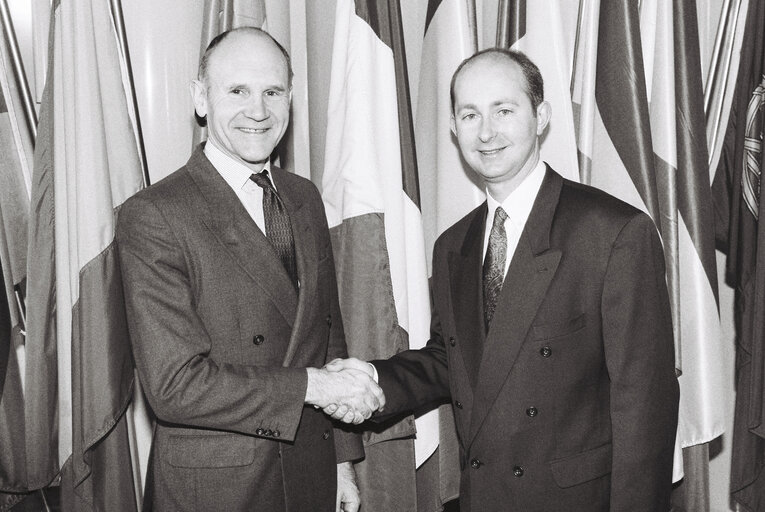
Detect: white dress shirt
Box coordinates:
(482, 160, 546, 278)
(204, 141, 275, 235)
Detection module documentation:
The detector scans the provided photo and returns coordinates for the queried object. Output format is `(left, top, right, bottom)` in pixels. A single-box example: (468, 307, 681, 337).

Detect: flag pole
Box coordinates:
(108, 0, 151, 187)
(0, 0, 37, 143)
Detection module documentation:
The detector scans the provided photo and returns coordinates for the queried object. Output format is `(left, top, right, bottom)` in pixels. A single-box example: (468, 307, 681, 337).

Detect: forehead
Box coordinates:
(206, 32, 289, 83)
(453, 56, 528, 107)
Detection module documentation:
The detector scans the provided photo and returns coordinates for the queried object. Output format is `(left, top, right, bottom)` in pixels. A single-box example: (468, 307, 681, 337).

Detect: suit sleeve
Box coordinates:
(116, 195, 307, 441)
(602, 213, 679, 511)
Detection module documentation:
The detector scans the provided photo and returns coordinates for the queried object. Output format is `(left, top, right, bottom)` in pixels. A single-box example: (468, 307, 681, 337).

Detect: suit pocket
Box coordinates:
(167, 433, 256, 468)
(530, 313, 586, 341)
(549, 442, 612, 488)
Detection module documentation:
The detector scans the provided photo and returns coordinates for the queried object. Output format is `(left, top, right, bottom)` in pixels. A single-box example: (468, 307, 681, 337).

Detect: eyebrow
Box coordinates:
(456, 99, 520, 111)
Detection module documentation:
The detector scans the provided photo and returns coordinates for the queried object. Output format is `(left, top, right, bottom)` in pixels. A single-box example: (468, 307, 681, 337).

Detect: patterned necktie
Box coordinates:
(483, 206, 509, 330)
(250, 171, 298, 289)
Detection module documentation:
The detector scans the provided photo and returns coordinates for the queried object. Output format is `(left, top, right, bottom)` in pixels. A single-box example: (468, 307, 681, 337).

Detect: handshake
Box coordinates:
(305, 358, 385, 425)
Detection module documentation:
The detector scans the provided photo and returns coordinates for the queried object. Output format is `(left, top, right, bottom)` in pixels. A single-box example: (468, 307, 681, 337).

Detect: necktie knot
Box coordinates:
(250, 170, 273, 190)
(494, 206, 509, 224)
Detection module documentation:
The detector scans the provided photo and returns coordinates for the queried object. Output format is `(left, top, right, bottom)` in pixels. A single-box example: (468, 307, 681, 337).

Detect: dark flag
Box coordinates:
(712, 0, 765, 509)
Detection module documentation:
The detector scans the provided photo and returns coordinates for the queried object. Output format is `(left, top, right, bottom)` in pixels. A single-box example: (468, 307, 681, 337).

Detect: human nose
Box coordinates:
(244, 94, 268, 121)
(478, 116, 495, 143)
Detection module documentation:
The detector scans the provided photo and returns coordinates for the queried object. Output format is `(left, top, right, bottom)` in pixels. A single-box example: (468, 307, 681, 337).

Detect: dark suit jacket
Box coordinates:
(116, 146, 362, 511)
(374, 166, 679, 511)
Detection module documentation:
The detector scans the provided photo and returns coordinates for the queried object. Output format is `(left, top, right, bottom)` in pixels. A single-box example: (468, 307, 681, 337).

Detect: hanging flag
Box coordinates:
(499, 0, 579, 182)
(24, 0, 145, 509)
(712, 0, 765, 509)
(417, 0, 483, 270)
(322, 0, 459, 509)
(0, 6, 33, 505)
(574, 0, 691, 481)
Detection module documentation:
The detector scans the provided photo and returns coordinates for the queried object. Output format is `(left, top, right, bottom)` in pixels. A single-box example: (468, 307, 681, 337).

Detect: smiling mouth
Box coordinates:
(479, 147, 506, 156)
(238, 127, 270, 134)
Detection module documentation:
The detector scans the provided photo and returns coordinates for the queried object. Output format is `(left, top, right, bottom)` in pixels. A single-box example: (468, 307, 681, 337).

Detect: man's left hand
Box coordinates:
(336, 461, 361, 512)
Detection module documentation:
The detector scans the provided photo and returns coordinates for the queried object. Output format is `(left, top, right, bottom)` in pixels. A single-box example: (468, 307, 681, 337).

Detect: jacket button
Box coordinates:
(470, 458, 481, 469)
(256, 428, 265, 436)
(264, 429, 273, 437)
(449, 337, 456, 347)
(455, 400, 463, 409)
(540, 346, 552, 358)
(253, 334, 265, 345)
(526, 407, 538, 417)
(326, 314, 332, 326)
(513, 466, 524, 477)
(273, 430, 280, 438)
(322, 430, 331, 440)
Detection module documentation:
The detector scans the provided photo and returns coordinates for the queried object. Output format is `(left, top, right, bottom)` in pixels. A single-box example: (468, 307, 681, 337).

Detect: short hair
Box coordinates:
(197, 27, 293, 85)
(449, 48, 544, 113)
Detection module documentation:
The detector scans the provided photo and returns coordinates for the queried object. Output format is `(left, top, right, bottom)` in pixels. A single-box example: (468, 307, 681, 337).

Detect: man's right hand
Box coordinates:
(305, 364, 385, 424)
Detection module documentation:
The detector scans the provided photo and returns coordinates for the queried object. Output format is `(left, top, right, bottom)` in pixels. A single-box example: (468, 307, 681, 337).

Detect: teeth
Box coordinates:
(239, 127, 267, 133)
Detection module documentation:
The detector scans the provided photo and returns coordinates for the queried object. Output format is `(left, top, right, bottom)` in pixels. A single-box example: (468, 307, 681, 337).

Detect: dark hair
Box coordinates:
(449, 48, 544, 112)
(197, 27, 293, 85)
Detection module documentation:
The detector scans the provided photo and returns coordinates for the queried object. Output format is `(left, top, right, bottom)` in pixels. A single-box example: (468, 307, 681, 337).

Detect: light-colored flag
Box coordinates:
(24, 0, 145, 509)
(417, 0, 484, 272)
(322, 0, 455, 508)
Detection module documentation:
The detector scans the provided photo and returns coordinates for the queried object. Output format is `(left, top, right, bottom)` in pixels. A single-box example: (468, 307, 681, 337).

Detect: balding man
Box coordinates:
(117, 27, 383, 512)
(328, 48, 679, 511)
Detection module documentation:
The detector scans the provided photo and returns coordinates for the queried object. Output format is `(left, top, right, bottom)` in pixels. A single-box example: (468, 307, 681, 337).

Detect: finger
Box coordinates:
(331, 404, 349, 420)
(341, 409, 356, 424)
(324, 358, 345, 371)
(323, 403, 339, 415)
(351, 411, 365, 425)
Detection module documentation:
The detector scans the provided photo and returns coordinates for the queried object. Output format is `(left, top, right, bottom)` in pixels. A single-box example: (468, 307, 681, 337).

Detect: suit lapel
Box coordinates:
(186, 148, 299, 326)
(271, 168, 319, 367)
(468, 168, 563, 445)
(448, 204, 487, 391)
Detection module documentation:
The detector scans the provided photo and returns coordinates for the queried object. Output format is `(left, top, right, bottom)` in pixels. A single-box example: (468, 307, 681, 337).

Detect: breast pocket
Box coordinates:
(530, 313, 586, 341)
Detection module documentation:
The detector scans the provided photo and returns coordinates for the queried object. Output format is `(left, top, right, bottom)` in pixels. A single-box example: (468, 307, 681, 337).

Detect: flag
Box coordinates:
(573, 0, 696, 482)
(417, 0, 483, 271)
(0, 7, 34, 506)
(24, 0, 145, 509)
(499, 0, 579, 182)
(712, 0, 765, 508)
(322, 0, 456, 509)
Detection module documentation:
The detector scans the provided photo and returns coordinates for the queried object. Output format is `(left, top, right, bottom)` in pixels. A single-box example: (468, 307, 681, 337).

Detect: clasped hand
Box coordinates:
(305, 358, 384, 425)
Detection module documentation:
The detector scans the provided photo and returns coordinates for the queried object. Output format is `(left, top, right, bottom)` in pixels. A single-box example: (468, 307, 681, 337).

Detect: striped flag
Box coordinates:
(322, 0, 458, 509)
(417, 0, 483, 269)
(712, 0, 765, 508)
(640, 0, 726, 499)
(499, 0, 579, 182)
(573, 0, 695, 482)
(24, 0, 145, 509)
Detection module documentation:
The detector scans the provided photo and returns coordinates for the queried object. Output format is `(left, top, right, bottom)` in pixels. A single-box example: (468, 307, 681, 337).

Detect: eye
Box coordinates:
(230, 87, 247, 96)
(461, 112, 477, 121)
(497, 108, 513, 116)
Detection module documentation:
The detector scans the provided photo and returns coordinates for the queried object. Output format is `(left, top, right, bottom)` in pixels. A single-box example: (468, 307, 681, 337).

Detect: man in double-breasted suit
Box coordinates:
(116, 27, 384, 512)
(327, 48, 679, 511)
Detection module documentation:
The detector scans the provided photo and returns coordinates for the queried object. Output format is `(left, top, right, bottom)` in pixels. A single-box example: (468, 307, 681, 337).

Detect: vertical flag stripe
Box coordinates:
(594, 0, 659, 222)
(674, 0, 719, 303)
(354, 1, 421, 208)
(496, 0, 525, 47)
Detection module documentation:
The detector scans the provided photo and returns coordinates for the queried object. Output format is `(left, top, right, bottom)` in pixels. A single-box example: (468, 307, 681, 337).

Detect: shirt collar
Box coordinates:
(485, 159, 546, 227)
(204, 140, 274, 191)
